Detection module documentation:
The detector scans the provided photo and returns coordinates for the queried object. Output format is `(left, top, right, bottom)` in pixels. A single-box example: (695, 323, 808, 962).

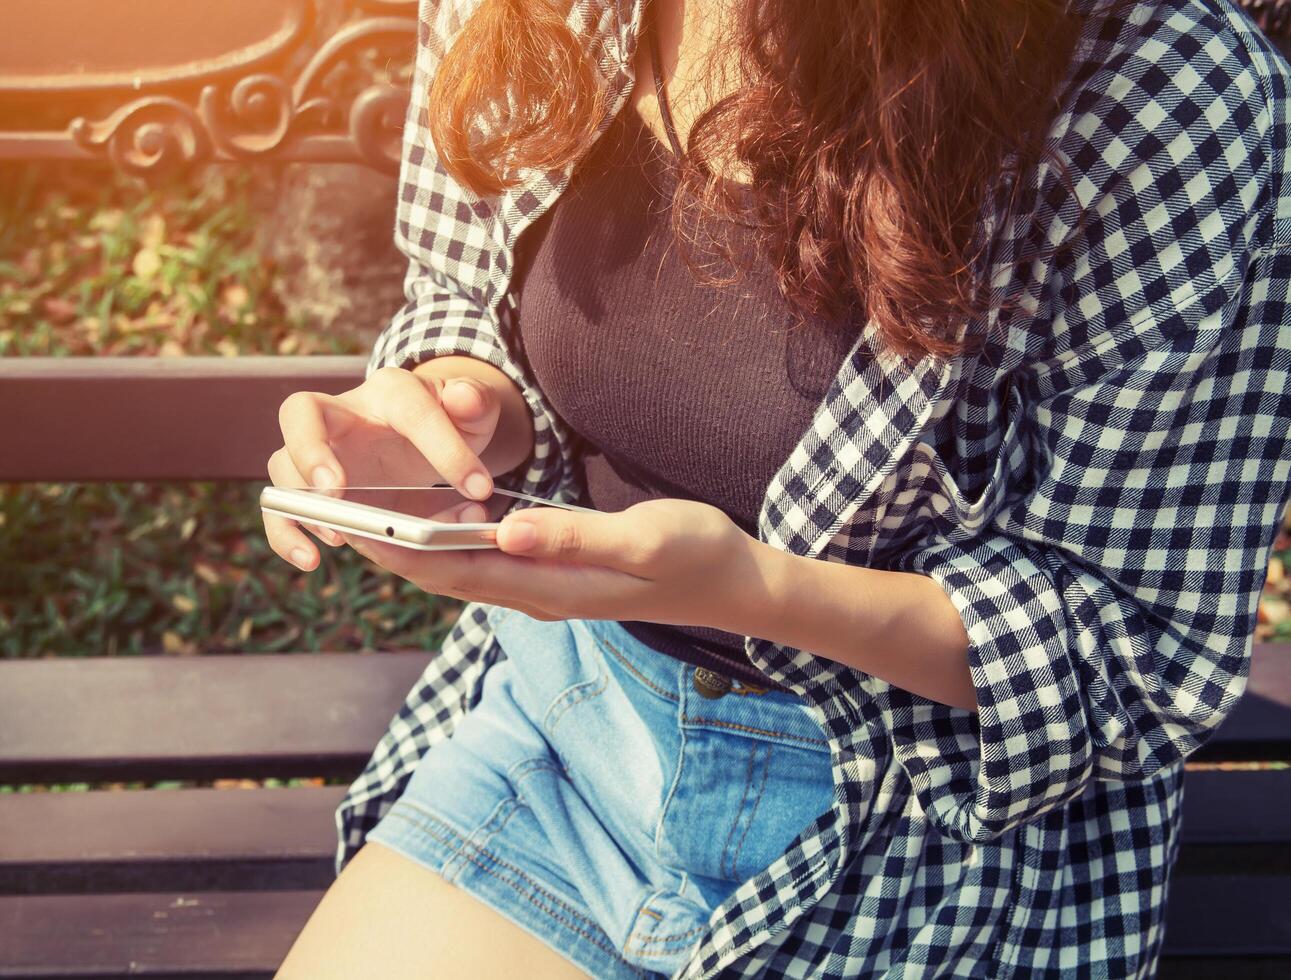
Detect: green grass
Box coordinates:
(0, 481, 462, 660)
(0, 163, 351, 358)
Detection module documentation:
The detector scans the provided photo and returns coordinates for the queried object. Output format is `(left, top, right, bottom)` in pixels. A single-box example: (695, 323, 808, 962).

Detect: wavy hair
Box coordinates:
(427, 0, 1092, 363)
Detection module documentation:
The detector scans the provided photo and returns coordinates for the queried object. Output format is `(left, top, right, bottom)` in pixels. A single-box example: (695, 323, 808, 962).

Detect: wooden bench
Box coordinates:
(2, 0, 1290, 976)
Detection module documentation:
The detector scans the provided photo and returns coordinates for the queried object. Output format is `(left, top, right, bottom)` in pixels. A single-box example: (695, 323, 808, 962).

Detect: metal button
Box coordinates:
(692, 667, 732, 700)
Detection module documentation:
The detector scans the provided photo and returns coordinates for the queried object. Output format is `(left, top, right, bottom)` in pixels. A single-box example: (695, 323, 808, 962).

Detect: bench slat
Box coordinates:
(0, 787, 345, 894)
(0, 787, 345, 865)
(0, 653, 428, 782)
(1177, 770, 1291, 845)
(0, 879, 1286, 978)
(0, 356, 365, 481)
(1201, 643, 1291, 756)
(1165, 875, 1291, 957)
(0, 890, 319, 978)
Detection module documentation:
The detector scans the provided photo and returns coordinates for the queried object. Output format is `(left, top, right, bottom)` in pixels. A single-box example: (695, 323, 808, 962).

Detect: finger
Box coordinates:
(265, 451, 322, 570)
(266, 447, 343, 547)
(263, 508, 321, 571)
(368, 368, 493, 501)
(494, 508, 650, 573)
(432, 500, 491, 524)
(437, 376, 503, 443)
(277, 391, 355, 491)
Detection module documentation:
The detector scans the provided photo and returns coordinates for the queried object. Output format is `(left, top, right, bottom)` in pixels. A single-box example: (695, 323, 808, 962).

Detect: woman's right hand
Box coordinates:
(264, 365, 503, 571)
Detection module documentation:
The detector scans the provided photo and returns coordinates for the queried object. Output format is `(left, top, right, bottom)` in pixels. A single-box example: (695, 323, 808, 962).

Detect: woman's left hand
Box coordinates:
(340, 497, 774, 632)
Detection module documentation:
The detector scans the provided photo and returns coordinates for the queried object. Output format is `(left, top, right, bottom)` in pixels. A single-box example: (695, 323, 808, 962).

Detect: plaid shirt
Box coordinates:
(335, 0, 1291, 975)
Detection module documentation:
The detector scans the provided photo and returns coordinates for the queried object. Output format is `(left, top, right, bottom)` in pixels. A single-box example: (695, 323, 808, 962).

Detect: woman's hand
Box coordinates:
(263, 365, 504, 571)
(341, 497, 774, 633)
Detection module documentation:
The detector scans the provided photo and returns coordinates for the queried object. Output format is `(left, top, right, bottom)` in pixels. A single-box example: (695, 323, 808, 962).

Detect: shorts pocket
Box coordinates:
(656, 726, 835, 885)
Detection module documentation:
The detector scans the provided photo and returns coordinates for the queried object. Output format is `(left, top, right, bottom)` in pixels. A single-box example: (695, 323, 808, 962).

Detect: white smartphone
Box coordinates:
(259, 483, 600, 551)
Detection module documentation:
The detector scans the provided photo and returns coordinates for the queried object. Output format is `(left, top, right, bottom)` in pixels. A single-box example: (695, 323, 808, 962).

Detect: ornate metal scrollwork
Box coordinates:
(292, 14, 418, 170)
(69, 97, 213, 179)
(347, 84, 411, 172)
(4, 0, 416, 176)
(198, 75, 296, 159)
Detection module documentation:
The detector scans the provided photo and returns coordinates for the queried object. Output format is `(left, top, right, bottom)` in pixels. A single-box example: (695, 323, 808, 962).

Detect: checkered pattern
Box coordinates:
(335, 1, 1291, 976)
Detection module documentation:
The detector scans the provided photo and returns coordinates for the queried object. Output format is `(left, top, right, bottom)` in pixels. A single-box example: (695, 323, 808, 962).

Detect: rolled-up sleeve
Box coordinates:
(367, 259, 571, 501)
(890, 297, 1291, 839)
(880, 22, 1291, 844)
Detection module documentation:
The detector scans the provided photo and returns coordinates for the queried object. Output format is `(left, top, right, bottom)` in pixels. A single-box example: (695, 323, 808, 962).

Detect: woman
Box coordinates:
(265, 0, 1291, 976)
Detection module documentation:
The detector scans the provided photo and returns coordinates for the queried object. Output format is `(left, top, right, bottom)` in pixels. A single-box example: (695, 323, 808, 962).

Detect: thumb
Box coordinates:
(496, 509, 635, 569)
(439, 377, 501, 440)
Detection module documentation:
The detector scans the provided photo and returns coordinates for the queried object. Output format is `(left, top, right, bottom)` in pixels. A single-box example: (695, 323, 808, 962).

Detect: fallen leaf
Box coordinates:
(1268, 556, 1285, 588)
(194, 563, 221, 586)
(89, 209, 123, 234)
(171, 594, 196, 613)
(221, 283, 250, 309)
(132, 247, 162, 280)
(141, 213, 166, 249)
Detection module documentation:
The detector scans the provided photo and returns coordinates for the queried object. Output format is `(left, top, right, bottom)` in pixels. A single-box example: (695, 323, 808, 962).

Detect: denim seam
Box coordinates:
(720, 743, 762, 880)
(654, 699, 689, 866)
(628, 925, 710, 949)
(623, 888, 712, 954)
(543, 663, 611, 734)
(391, 793, 518, 885)
(508, 757, 569, 784)
(624, 911, 712, 954)
(375, 805, 632, 962)
(728, 743, 772, 882)
(382, 797, 519, 886)
(594, 634, 681, 702)
(680, 715, 830, 747)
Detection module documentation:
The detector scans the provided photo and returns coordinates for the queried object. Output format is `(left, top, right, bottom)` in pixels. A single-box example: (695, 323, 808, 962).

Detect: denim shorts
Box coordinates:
(365, 607, 836, 978)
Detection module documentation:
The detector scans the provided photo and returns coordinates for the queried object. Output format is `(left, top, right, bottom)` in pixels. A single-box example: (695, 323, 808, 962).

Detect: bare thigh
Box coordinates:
(275, 839, 591, 980)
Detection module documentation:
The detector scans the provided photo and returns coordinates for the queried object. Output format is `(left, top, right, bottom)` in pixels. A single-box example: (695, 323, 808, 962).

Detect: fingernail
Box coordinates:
(312, 467, 336, 490)
(465, 472, 491, 500)
(504, 520, 536, 552)
(290, 548, 312, 569)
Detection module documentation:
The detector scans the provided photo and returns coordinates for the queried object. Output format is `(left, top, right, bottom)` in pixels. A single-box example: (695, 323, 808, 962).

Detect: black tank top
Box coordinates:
(509, 44, 857, 690)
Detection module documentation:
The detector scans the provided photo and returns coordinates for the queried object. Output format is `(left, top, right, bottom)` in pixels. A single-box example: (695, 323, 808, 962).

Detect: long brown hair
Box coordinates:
(428, 0, 1089, 363)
